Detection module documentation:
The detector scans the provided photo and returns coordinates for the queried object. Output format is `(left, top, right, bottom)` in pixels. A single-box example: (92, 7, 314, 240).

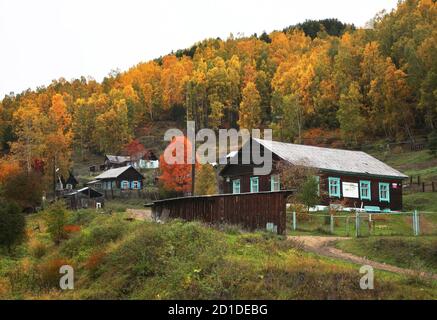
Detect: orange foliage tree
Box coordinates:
(123, 139, 146, 161)
(159, 136, 198, 194)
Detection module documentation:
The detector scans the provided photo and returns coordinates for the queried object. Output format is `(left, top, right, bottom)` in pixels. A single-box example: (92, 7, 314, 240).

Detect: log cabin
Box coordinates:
(88, 165, 144, 198)
(219, 138, 408, 212)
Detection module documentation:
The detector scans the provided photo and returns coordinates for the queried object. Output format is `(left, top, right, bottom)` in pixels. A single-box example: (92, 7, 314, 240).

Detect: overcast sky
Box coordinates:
(0, 0, 399, 98)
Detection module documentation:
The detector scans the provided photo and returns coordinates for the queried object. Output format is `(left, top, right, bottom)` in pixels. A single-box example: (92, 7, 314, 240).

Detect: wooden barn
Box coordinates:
(63, 187, 104, 210)
(219, 138, 408, 212)
(88, 165, 144, 198)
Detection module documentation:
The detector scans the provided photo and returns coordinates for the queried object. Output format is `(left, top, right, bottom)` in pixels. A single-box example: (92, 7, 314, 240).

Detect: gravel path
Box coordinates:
(288, 236, 437, 280)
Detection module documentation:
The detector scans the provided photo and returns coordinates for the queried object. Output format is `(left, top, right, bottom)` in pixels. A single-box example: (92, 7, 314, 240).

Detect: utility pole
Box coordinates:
(187, 81, 196, 196)
(53, 155, 56, 201)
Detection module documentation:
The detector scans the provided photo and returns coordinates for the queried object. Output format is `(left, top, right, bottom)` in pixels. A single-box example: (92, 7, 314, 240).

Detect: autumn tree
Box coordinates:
(45, 94, 73, 177)
(95, 99, 131, 154)
(238, 82, 262, 130)
(123, 139, 146, 161)
(337, 82, 365, 146)
(10, 99, 45, 173)
(1, 168, 44, 210)
(159, 136, 198, 194)
(194, 164, 217, 195)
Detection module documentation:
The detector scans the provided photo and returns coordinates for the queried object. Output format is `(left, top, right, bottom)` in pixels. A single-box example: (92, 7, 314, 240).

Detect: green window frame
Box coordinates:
(379, 182, 390, 203)
(250, 176, 259, 193)
(360, 180, 371, 200)
(232, 179, 240, 194)
(121, 180, 130, 189)
(328, 177, 341, 198)
(270, 174, 280, 191)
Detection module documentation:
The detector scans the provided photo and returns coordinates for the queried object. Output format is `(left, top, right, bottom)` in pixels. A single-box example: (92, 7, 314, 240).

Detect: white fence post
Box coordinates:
(355, 211, 360, 237)
(330, 214, 334, 234)
(292, 211, 296, 231)
(413, 210, 420, 236)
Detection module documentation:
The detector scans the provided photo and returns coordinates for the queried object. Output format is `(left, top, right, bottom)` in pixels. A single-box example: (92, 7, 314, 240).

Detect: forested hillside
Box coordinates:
(0, 0, 436, 193)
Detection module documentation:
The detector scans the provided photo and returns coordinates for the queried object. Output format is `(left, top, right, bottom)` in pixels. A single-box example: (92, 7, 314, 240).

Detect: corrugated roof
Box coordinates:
(106, 155, 131, 164)
(94, 165, 132, 179)
(253, 138, 408, 179)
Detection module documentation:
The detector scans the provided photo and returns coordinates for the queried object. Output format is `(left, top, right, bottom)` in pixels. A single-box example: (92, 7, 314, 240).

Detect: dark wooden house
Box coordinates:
(131, 149, 159, 169)
(104, 155, 132, 170)
(88, 165, 144, 198)
(55, 171, 79, 194)
(104, 151, 159, 171)
(220, 138, 408, 212)
(65, 171, 79, 190)
(63, 187, 104, 210)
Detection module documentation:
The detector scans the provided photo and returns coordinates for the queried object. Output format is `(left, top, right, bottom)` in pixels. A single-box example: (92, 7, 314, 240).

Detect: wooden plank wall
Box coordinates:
(151, 191, 291, 235)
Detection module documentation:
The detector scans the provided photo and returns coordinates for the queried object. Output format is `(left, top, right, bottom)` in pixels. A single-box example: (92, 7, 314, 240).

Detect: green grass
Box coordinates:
(286, 211, 432, 237)
(104, 198, 146, 212)
(1, 212, 436, 299)
(336, 237, 437, 274)
(371, 149, 437, 181)
(404, 192, 437, 212)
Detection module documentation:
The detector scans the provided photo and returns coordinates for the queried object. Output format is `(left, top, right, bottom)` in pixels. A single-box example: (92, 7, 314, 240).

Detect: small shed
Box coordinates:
(63, 187, 104, 210)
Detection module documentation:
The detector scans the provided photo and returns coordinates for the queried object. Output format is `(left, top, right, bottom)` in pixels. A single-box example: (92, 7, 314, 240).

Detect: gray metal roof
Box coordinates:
(106, 155, 131, 164)
(94, 165, 132, 179)
(253, 138, 408, 179)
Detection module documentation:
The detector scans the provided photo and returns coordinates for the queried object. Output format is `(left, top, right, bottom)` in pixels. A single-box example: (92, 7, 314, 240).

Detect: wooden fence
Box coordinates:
(406, 175, 437, 192)
(150, 191, 293, 235)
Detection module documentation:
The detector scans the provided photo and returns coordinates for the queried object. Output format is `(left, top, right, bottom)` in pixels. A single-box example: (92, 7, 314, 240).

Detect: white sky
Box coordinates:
(0, 0, 398, 98)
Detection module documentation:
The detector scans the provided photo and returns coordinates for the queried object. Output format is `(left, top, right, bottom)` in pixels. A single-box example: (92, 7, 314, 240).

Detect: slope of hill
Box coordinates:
(0, 212, 435, 299)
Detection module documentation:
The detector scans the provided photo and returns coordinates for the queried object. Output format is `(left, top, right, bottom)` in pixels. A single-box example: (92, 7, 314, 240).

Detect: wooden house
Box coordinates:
(134, 150, 159, 169)
(88, 165, 144, 198)
(219, 138, 408, 212)
(104, 155, 132, 170)
(63, 187, 104, 210)
(104, 151, 159, 171)
(55, 171, 79, 193)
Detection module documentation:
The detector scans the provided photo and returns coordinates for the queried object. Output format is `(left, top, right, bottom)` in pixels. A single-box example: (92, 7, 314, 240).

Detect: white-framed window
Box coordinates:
(121, 180, 130, 189)
(232, 179, 240, 194)
(250, 176, 259, 193)
(132, 181, 141, 189)
(66, 184, 73, 190)
(379, 182, 390, 202)
(360, 180, 371, 200)
(328, 177, 341, 198)
(270, 175, 280, 191)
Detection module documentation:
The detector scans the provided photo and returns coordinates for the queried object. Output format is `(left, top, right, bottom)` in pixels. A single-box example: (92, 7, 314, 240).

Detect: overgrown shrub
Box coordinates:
(37, 258, 71, 289)
(29, 240, 48, 259)
(45, 201, 70, 245)
(0, 201, 26, 253)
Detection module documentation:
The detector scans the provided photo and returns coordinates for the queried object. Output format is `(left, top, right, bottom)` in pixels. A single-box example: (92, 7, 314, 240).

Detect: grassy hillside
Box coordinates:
(372, 149, 437, 183)
(0, 211, 436, 299)
(336, 237, 437, 275)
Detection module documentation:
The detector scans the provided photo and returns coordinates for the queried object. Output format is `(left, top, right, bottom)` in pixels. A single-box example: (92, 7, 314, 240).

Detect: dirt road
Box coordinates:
(288, 236, 437, 280)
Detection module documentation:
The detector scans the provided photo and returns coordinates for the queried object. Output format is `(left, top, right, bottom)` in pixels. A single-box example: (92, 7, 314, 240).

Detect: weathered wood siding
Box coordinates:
(318, 173, 403, 211)
(151, 191, 292, 235)
(221, 165, 404, 211)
